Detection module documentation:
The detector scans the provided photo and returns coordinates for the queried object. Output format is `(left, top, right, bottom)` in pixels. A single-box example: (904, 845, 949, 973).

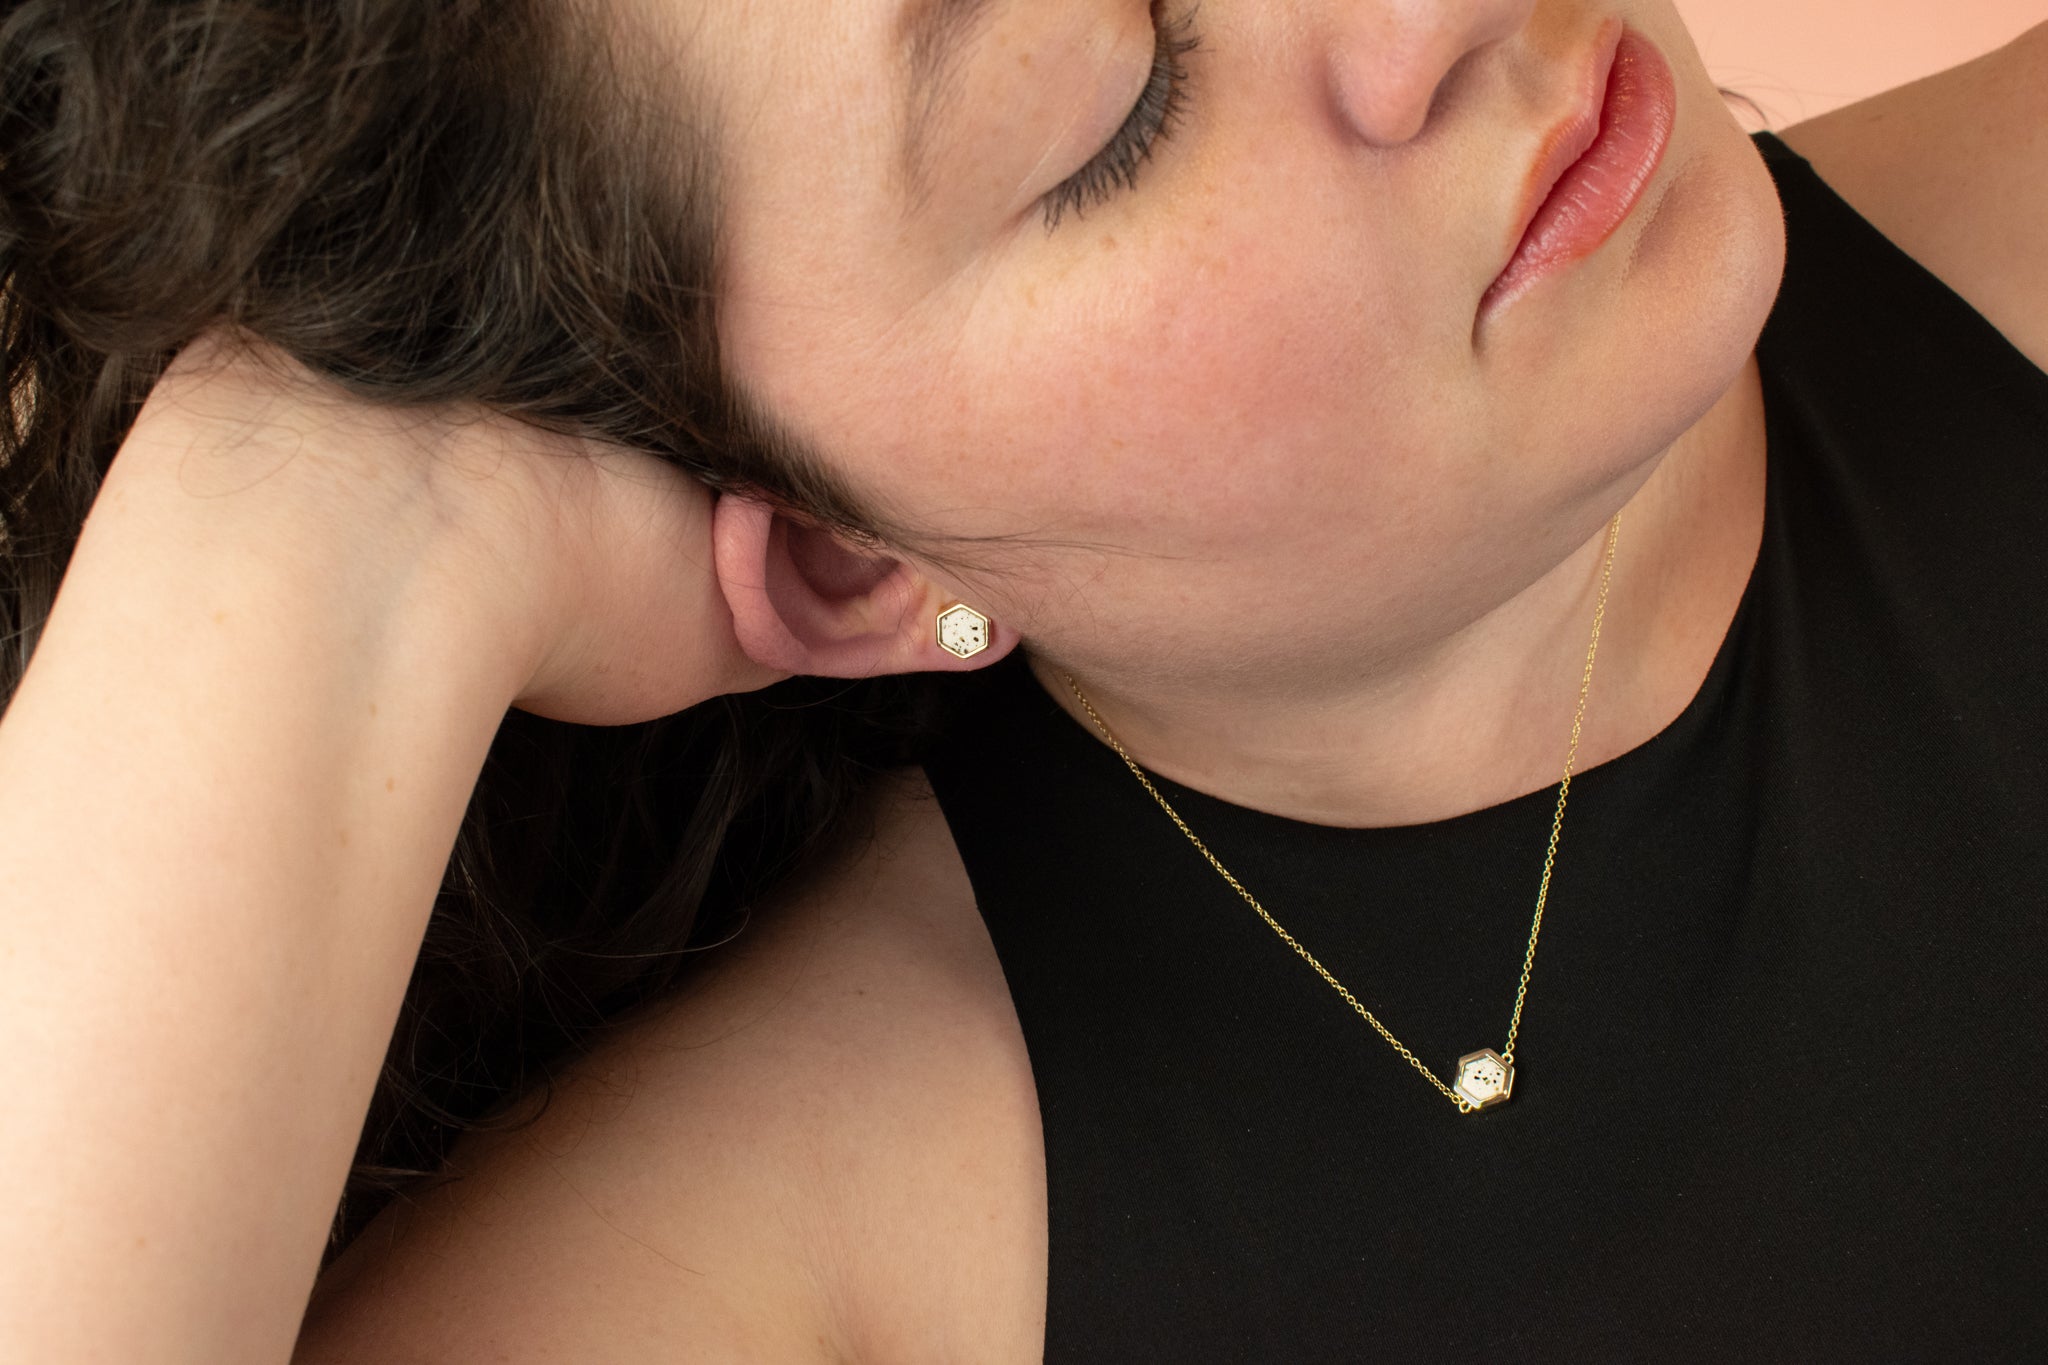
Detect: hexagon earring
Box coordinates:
(935, 603, 991, 660)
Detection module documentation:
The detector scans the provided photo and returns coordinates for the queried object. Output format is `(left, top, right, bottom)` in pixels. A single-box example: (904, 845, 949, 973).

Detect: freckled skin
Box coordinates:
(679, 0, 1785, 821)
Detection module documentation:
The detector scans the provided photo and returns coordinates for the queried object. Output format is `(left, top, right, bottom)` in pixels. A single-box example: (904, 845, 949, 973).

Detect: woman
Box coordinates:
(2, 0, 2042, 1357)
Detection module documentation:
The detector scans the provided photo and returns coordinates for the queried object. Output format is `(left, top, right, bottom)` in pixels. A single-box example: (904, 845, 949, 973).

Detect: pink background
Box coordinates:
(1675, 0, 2043, 127)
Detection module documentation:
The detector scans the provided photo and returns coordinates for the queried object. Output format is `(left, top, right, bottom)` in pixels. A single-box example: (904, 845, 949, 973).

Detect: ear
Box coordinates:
(710, 493, 1020, 678)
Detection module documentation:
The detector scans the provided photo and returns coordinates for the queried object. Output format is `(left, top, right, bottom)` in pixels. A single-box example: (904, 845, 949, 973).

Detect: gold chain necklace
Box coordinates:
(1060, 512, 1623, 1114)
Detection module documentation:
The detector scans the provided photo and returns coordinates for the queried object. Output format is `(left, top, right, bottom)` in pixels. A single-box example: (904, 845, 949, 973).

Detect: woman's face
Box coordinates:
(677, 0, 1784, 701)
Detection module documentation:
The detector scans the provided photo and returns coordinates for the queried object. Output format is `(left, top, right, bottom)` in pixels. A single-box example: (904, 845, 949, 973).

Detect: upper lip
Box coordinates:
(1494, 20, 1626, 277)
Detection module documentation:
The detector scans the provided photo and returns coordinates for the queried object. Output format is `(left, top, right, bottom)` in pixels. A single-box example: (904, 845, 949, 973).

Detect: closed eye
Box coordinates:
(1039, 3, 1201, 231)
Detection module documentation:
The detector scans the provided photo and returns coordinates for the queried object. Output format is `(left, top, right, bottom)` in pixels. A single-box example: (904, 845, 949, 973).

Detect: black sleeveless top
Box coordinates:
(921, 131, 2048, 1361)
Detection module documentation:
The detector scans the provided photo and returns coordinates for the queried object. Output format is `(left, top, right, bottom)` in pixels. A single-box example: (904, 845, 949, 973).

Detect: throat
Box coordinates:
(1032, 356, 1768, 831)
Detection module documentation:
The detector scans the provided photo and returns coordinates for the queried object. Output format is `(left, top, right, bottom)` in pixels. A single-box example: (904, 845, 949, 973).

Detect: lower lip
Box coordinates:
(1479, 28, 1677, 320)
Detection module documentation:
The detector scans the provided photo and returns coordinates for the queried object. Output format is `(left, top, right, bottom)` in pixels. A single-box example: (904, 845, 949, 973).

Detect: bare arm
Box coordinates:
(291, 774, 1048, 1365)
(0, 340, 772, 1364)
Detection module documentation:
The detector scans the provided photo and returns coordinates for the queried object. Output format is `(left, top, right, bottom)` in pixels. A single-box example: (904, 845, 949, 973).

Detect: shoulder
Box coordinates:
(1774, 19, 2048, 373)
(293, 771, 1045, 1364)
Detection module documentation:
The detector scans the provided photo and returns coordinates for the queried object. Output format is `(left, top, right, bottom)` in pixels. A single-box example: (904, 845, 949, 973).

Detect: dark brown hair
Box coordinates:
(0, 0, 926, 1262)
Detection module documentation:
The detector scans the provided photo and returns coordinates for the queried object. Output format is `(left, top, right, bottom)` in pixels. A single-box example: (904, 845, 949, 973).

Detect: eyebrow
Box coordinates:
(897, 0, 1005, 199)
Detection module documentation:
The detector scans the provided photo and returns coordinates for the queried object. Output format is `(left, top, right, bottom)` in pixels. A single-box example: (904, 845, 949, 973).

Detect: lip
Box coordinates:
(1498, 22, 1622, 266)
(1478, 22, 1676, 323)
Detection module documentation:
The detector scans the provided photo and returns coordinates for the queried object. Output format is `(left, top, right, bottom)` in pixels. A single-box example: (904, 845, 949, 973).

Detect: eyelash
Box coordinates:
(1039, 4, 1202, 232)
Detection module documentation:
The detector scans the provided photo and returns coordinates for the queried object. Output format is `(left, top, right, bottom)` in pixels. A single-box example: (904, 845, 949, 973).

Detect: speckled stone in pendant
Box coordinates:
(1455, 1049, 1514, 1109)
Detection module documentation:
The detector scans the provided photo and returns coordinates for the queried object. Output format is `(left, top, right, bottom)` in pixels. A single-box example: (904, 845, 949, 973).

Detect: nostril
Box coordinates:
(1326, 31, 1457, 147)
(1324, 0, 1532, 149)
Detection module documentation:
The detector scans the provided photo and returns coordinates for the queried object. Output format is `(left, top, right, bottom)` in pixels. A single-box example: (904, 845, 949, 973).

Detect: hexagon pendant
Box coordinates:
(1454, 1048, 1514, 1109)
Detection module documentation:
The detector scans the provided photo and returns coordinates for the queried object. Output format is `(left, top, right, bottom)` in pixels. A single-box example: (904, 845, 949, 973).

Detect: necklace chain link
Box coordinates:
(1061, 511, 1623, 1114)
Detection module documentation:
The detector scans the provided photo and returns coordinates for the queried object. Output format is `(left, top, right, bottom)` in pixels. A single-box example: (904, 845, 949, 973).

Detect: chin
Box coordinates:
(1651, 112, 1785, 418)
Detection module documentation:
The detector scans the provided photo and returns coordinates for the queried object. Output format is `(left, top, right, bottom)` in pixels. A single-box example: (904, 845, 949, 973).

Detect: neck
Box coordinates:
(1033, 354, 1768, 829)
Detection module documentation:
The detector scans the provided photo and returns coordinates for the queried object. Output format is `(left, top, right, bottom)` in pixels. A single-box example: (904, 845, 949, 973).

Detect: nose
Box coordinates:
(1324, 0, 1536, 145)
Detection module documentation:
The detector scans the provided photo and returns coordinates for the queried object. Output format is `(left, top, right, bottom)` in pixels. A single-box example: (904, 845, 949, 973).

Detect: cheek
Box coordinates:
(950, 221, 1450, 553)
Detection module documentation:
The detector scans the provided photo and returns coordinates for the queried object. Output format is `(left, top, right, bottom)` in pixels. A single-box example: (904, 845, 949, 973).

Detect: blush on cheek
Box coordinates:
(996, 244, 1407, 534)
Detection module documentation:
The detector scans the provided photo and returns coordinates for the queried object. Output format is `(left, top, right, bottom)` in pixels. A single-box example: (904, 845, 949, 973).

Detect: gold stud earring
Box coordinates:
(935, 603, 991, 660)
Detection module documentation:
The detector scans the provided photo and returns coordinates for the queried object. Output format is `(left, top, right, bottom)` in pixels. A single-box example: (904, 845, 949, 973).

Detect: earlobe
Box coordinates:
(710, 493, 1018, 678)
